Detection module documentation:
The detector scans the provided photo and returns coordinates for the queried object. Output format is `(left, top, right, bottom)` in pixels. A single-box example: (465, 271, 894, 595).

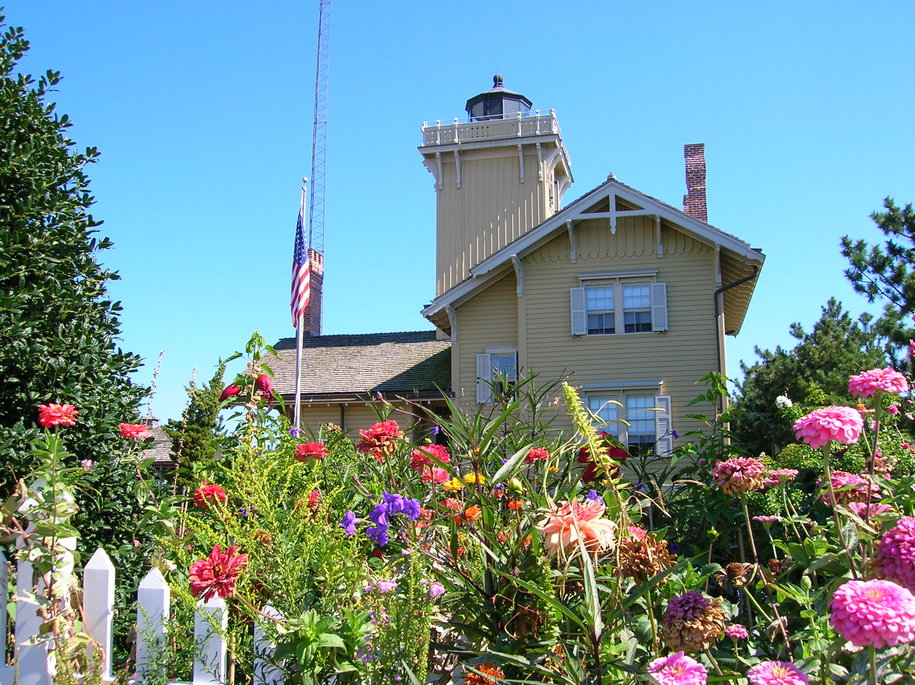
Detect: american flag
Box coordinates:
(290, 206, 310, 327)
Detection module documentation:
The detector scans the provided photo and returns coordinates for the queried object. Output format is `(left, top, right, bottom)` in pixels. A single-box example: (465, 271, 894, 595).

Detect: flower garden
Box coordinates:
(8, 336, 915, 685)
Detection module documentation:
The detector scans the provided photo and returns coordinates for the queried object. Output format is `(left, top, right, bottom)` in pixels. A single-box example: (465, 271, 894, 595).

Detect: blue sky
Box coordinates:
(6, 2, 915, 422)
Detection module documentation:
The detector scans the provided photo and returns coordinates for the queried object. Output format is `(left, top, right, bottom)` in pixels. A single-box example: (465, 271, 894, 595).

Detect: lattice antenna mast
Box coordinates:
(307, 0, 331, 255)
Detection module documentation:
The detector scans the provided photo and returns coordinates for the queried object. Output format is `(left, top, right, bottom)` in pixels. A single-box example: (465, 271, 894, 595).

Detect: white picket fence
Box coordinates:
(0, 548, 283, 685)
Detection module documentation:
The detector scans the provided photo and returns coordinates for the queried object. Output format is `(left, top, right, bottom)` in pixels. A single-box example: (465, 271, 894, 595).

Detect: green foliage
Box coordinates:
(842, 198, 915, 363)
(731, 298, 887, 456)
(164, 362, 227, 489)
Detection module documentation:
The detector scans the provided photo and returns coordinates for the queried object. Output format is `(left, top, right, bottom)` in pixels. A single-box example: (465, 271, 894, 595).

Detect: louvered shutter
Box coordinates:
(570, 287, 587, 335)
(476, 354, 493, 404)
(651, 282, 668, 331)
(654, 394, 673, 455)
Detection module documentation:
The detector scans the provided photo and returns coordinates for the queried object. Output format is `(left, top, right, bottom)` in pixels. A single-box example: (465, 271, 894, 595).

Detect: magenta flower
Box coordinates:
(725, 624, 748, 640)
(872, 517, 915, 592)
(793, 406, 863, 449)
(848, 368, 909, 398)
(219, 384, 242, 402)
(818, 471, 879, 506)
(255, 374, 274, 398)
(746, 661, 809, 685)
(646, 651, 707, 685)
(428, 581, 445, 599)
(846, 502, 891, 517)
(829, 579, 915, 648)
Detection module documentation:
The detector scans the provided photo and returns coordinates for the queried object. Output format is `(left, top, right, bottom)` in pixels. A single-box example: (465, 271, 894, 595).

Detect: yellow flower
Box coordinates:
(464, 472, 486, 485)
(443, 477, 464, 492)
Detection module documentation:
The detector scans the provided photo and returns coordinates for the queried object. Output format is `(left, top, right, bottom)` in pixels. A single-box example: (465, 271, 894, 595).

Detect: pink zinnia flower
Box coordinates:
(746, 661, 809, 685)
(848, 368, 909, 398)
(193, 481, 227, 509)
(357, 420, 403, 461)
(712, 457, 765, 495)
(793, 406, 863, 449)
(818, 471, 879, 506)
(294, 442, 327, 462)
(725, 624, 748, 640)
(872, 517, 915, 592)
(38, 403, 78, 428)
(765, 468, 798, 484)
(829, 579, 915, 648)
(525, 447, 550, 463)
(846, 502, 891, 517)
(219, 384, 242, 402)
(420, 466, 450, 484)
(189, 545, 248, 601)
(118, 422, 151, 439)
(888, 403, 900, 415)
(536, 498, 616, 558)
(646, 651, 707, 685)
(753, 515, 780, 524)
(409, 443, 451, 469)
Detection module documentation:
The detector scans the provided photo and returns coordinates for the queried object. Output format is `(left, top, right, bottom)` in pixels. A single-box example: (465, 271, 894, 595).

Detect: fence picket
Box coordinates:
(14, 533, 51, 685)
(136, 567, 170, 682)
(0, 552, 11, 685)
(192, 597, 227, 685)
(253, 604, 284, 685)
(83, 548, 115, 680)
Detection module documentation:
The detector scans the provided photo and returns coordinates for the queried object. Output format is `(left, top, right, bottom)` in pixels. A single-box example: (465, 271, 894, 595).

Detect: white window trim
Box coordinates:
(582, 383, 674, 455)
(571, 277, 668, 336)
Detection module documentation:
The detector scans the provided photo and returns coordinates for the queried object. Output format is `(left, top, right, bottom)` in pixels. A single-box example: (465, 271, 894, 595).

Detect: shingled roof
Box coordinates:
(140, 425, 176, 469)
(269, 331, 451, 401)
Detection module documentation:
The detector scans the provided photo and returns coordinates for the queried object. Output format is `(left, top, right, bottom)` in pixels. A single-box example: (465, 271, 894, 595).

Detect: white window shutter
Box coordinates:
(654, 394, 673, 455)
(651, 282, 668, 331)
(476, 353, 493, 404)
(570, 287, 587, 335)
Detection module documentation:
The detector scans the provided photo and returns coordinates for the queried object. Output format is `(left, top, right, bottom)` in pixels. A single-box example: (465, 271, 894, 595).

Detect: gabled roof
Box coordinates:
(140, 425, 176, 469)
(422, 176, 764, 335)
(269, 331, 451, 402)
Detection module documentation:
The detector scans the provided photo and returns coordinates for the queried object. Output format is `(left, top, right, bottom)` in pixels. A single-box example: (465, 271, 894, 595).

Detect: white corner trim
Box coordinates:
(453, 149, 461, 189)
(566, 219, 577, 262)
(444, 305, 458, 341)
(517, 144, 525, 183)
(510, 255, 523, 296)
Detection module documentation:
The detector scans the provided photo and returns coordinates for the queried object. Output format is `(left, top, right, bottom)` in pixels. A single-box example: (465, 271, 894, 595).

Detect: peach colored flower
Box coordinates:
(118, 422, 150, 439)
(38, 403, 78, 428)
(536, 498, 616, 558)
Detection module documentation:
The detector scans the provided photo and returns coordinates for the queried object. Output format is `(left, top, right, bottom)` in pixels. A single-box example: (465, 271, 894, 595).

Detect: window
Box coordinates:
(584, 389, 673, 456)
(570, 278, 667, 336)
(476, 349, 518, 403)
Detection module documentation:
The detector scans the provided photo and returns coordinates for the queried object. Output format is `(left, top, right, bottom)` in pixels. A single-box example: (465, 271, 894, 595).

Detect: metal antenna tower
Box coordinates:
(307, 0, 331, 255)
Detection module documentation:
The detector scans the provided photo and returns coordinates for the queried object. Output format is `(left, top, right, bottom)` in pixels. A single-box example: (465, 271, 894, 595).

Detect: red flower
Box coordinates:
(507, 500, 524, 510)
(194, 482, 228, 509)
(255, 374, 274, 398)
(219, 385, 242, 402)
(525, 447, 550, 463)
(357, 420, 403, 461)
(38, 404, 78, 428)
(294, 442, 327, 462)
(189, 545, 248, 601)
(410, 443, 451, 469)
(307, 488, 321, 510)
(420, 466, 450, 484)
(119, 422, 151, 439)
(577, 433, 628, 482)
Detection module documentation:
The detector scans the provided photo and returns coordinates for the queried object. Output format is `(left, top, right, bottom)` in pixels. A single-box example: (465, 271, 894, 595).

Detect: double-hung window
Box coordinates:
(476, 348, 518, 403)
(571, 273, 667, 336)
(583, 383, 674, 456)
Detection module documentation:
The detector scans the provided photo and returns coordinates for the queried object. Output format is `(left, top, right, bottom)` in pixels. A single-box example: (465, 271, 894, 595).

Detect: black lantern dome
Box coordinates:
(465, 75, 533, 121)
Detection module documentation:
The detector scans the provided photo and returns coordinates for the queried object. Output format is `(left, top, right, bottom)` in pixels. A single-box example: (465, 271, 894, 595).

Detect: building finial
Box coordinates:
(493, 74, 503, 88)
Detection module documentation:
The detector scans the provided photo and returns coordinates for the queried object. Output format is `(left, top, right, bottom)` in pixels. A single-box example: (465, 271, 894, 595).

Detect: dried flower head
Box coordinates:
(712, 457, 765, 495)
(661, 590, 726, 653)
(793, 406, 863, 449)
(725, 562, 754, 587)
(617, 527, 676, 584)
(829, 579, 915, 648)
(848, 368, 909, 398)
(872, 517, 915, 592)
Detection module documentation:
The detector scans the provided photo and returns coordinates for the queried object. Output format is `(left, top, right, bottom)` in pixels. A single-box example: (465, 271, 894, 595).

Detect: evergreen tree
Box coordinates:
(841, 198, 915, 363)
(731, 298, 886, 457)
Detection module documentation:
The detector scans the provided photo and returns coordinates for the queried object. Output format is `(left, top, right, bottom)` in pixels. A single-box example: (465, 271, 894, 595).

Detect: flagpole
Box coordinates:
(293, 178, 308, 432)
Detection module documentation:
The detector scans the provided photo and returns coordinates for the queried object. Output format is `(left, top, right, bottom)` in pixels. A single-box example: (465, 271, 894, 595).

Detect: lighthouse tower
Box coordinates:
(419, 76, 573, 297)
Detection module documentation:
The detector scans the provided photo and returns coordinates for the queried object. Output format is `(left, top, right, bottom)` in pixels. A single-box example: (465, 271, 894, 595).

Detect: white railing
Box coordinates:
(0, 549, 283, 685)
(420, 110, 560, 146)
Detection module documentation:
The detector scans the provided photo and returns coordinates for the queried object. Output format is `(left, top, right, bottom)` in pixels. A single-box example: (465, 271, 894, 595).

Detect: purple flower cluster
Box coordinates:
(366, 492, 421, 547)
(663, 590, 710, 625)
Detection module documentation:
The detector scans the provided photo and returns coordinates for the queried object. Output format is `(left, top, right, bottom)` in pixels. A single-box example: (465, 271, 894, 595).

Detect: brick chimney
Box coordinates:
(304, 248, 324, 336)
(683, 143, 708, 223)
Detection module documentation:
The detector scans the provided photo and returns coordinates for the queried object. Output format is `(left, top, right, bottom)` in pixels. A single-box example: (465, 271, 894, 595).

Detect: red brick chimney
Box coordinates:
(304, 248, 324, 336)
(683, 143, 708, 223)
